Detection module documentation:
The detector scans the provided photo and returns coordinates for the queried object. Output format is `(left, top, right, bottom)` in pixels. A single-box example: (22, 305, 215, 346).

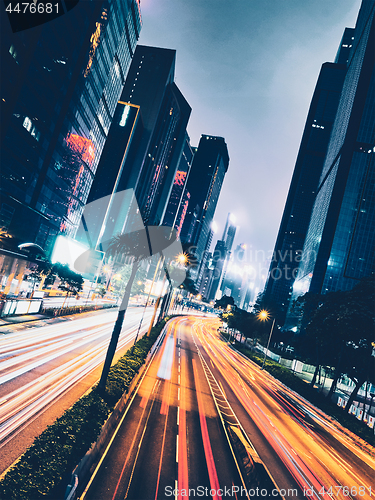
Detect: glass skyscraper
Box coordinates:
(180, 135, 229, 287)
(287, 0, 375, 326)
(0, 0, 141, 255)
(162, 134, 194, 239)
(263, 59, 347, 323)
(78, 45, 192, 250)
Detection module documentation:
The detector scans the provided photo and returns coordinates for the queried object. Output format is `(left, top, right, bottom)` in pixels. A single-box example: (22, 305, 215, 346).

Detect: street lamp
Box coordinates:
(176, 252, 188, 265)
(258, 309, 276, 370)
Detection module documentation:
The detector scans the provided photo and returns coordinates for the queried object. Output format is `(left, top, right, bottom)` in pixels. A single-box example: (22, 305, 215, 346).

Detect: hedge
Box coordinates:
(0, 317, 170, 500)
(233, 343, 374, 446)
(42, 303, 116, 317)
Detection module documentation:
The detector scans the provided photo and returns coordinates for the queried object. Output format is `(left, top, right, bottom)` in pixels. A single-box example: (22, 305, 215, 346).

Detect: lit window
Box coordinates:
(23, 117, 32, 132)
(23, 116, 40, 141)
(119, 105, 130, 127)
(9, 45, 18, 61)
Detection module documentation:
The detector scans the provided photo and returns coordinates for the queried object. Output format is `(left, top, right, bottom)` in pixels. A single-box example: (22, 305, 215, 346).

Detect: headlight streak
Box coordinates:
(194, 319, 374, 500)
(0, 309, 152, 446)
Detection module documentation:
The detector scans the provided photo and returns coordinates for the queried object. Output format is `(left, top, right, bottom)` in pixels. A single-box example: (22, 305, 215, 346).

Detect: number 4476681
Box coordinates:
(5, 3, 59, 14)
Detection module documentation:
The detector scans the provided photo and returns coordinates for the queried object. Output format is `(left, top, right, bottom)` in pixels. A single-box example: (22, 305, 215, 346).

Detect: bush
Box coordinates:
(0, 318, 170, 500)
(42, 303, 116, 317)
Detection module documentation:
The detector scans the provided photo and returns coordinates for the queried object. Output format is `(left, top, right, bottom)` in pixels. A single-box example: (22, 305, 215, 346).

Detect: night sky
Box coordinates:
(138, 0, 361, 287)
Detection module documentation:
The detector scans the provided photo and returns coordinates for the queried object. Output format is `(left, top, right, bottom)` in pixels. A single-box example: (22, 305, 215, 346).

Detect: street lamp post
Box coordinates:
(258, 310, 276, 370)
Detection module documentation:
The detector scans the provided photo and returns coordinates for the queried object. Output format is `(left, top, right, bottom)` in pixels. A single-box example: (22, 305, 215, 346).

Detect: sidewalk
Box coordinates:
(0, 314, 49, 326)
(0, 306, 118, 334)
(277, 358, 375, 418)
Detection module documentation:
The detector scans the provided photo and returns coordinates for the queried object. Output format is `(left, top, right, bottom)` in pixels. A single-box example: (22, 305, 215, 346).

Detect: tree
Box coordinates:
(52, 263, 84, 306)
(296, 275, 375, 407)
(23, 260, 56, 295)
(111, 264, 147, 301)
(95, 285, 106, 298)
(179, 243, 198, 295)
(97, 226, 178, 392)
(252, 291, 286, 326)
(214, 295, 235, 310)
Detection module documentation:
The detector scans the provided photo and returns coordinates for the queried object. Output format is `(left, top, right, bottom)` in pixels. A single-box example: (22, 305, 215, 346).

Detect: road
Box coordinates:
(194, 318, 375, 500)
(0, 305, 154, 474)
(81, 316, 254, 500)
(81, 316, 374, 500)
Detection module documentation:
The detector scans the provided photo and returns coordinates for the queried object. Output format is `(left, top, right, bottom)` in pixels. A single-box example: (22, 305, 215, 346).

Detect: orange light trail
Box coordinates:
(192, 358, 222, 499)
(178, 353, 189, 500)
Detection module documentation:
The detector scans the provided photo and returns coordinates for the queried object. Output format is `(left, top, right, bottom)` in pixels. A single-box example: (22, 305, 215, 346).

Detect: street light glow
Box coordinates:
(176, 252, 188, 265)
(258, 309, 269, 321)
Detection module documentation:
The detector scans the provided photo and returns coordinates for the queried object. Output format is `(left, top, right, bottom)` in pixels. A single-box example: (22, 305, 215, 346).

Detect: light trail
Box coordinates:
(0, 308, 153, 449)
(178, 349, 189, 500)
(192, 358, 222, 499)
(193, 319, 375, 500)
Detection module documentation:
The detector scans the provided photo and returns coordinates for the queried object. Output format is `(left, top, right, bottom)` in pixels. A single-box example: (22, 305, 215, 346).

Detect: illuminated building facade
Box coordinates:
(263, 29, 352, 324)
(79, 45, 191, 250)
(181, 136, 229, 262)
(162, 134, 194, 238)
(0, 0, 141, 255)
(286, 0, 375, 328)
(124, 46, 191, 227)
(221, 243, 247, 307)
(207, 214, 237, 301)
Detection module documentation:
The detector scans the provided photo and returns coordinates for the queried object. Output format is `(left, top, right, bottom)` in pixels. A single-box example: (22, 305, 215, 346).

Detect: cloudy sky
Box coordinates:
(138, 0, 362, 285)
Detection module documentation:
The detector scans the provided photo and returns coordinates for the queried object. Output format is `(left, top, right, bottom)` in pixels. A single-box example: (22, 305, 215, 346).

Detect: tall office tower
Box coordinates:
(0, 0, 141, 255)
(79, 45, 191, 248)
(162, 134, 194, 238)
(221, 213, 237, 253)
(207, 214, 237, 300)
(221, 243, 246, 306)
(198, 251, 214, 298)
(196, 227, 214, 289)
(287, 0, 375, 328)
(207, 239, 227, 300)
(123, 46, 191, 227)
(180, 135, 229, 279)
(262, 33, 349, 324)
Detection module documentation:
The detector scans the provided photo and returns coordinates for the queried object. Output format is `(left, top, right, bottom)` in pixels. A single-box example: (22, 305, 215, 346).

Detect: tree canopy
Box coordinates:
(294, 274, 375, 407)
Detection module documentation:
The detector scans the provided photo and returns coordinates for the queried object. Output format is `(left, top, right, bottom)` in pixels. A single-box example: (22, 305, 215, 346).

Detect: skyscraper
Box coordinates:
(221, 243, 246, 306)
(262, 26, 352, 324)
(0, 0, 142, 254)
(162, 134, 194, 238)
(207, 240, 227, 301)
(79, 45, 191, 249)
(287, 0, 375, 328)
(207, 213, 237, 301)
(180, 135, 229, 286)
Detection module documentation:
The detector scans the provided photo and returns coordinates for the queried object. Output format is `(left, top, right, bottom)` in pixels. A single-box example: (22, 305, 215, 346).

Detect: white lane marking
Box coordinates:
(176, 434, 179, 463)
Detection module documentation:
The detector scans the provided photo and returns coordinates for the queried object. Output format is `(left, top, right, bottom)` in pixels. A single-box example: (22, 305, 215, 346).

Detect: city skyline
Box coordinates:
(138, 0, 362, 285)
(0, 2, 374, 497)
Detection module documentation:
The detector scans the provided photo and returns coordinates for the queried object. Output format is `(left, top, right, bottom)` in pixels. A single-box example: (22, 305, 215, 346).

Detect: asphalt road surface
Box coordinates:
(0, 306, 154, 474)
(80, 317, 374, 500)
